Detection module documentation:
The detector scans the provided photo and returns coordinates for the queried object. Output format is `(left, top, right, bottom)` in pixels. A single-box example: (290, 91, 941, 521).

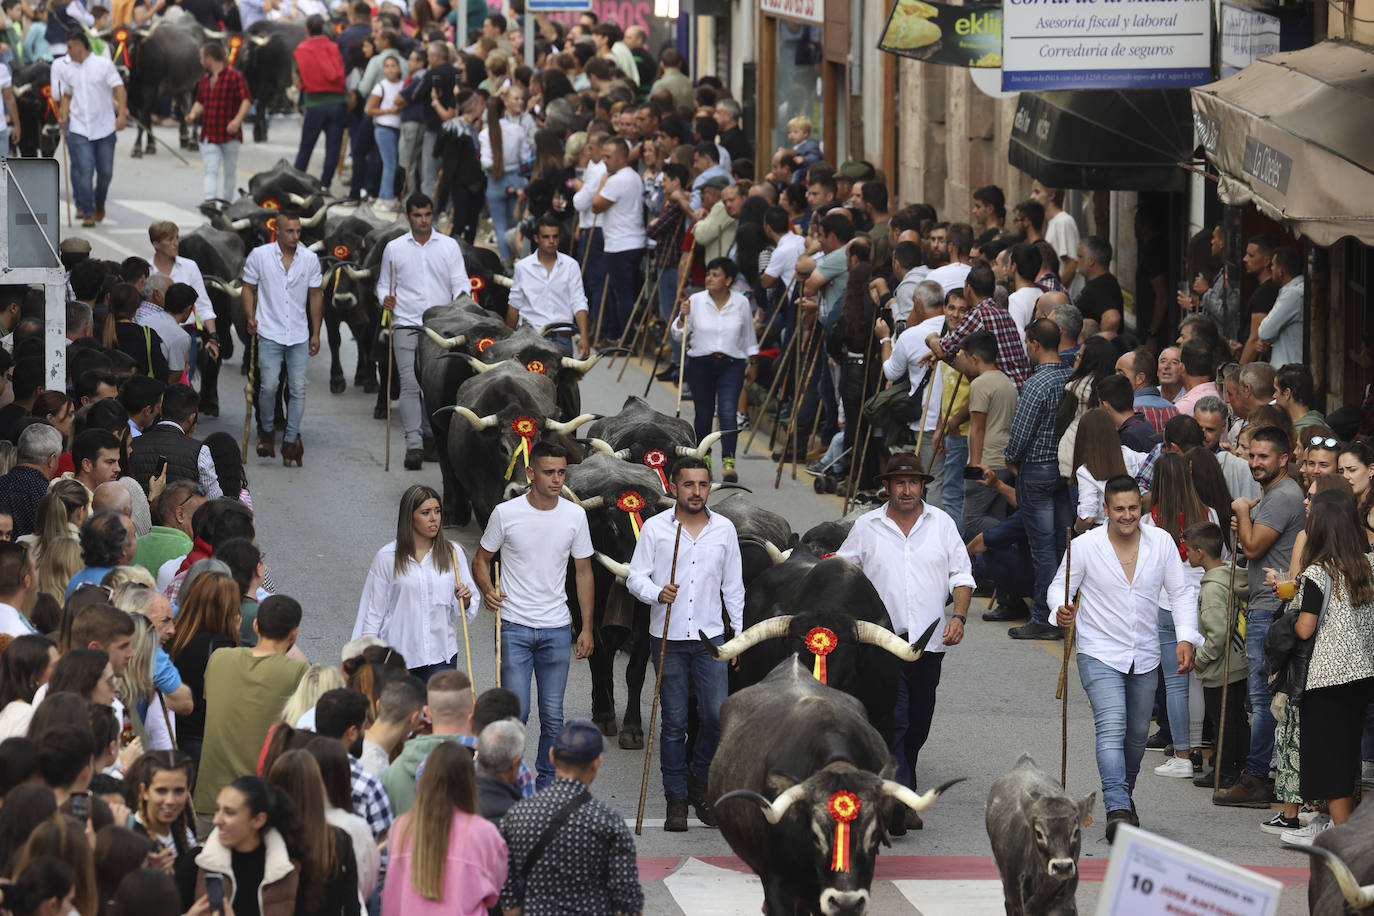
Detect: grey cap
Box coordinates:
(700, 175, 731, 192)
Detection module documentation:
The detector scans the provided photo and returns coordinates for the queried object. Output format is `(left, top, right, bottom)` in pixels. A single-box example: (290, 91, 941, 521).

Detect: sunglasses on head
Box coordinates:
(1309, 437, 1341, 450)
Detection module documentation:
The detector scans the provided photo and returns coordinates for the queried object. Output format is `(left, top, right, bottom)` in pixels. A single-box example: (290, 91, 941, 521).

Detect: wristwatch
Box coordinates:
(952, 614, 967, 624)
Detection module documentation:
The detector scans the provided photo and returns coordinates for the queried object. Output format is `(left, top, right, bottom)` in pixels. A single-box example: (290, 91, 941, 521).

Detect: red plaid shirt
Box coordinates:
(194, 66, 251, 144)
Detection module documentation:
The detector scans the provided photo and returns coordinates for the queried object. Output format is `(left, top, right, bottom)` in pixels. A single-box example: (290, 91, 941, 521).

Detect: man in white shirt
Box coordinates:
(875, 283, 946, 506)
(759, 206, 803, 298)
(473, 441, 595, 789)
(148, 221, 220, 412)
(507, 214, 589, 357)
(923, 222, 973, 295)
(627, 456, 744, 832)
(1257, 247, 1304, 369)
(1052, 475, 1199, 842)
(836, 452, 972, 826)
(377, 193, 471, 470)
(571, 130, 608, 307)
(1032, 182, 1081, 291)
(135, 281, 195, 379)
(590, 137, 646, 344)
(0, 541, 38, 637)
(51, 31, 126, 227)
(242, 210, 324, 463)
(1006, 241, 1043, 337)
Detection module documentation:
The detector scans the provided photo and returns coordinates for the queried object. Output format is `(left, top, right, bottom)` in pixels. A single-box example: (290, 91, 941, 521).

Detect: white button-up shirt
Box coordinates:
(883, 314, 945, 432)
(243, 241, 323, 347)
(50, 52, 121, 140)
(1049, 525, 1204, 675)
(376, 232, 470, 327)
(837, 503, 974, 653)
(351, 541, 479, 668)
(155, 420, 223, 500)
(626, 509, 745, 640)
(151, 256, 216, 323)
(573, 158, 607, 230)
(762, 230, 804, 293)
(670, 290, 758, 360)
(509, 251, 588, 330)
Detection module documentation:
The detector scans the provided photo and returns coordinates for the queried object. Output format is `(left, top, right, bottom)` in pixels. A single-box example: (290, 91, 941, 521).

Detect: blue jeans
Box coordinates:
(67, 130, 116, 215)
(257, 337, 309, 441)
(1078, 653, 1156, 812)
(375, 124, 399, 201)
(656, 264, 679, 368)
(684, 356, 746, 460)
(1244, 605, 1278, 777)
(576, 226, 605, 316)
(603, 247, 643, 340)
(201, 140, 240, 202)
(651, 635, 727, 800)
(500, 621, 572, 789)
(942, 435, 968, 538)
(485, 172, 526, 261)
(1157, 608, 1199, 750)
(294, 101, 346, 188)
(1015, 460, 1072, 626)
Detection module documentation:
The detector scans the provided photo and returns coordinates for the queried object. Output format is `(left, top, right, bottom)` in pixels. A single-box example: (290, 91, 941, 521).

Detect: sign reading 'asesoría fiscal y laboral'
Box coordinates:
(1001, 0, 1212, 91)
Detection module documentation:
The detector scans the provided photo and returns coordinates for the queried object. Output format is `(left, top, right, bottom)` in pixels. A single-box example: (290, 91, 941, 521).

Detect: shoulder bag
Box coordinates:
(1263, 572, 1333, 708)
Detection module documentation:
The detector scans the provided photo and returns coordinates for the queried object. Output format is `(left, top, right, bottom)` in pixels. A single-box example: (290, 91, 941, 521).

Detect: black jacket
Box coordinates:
(129, 422, 202, 492)
(477, 771, 521, 823)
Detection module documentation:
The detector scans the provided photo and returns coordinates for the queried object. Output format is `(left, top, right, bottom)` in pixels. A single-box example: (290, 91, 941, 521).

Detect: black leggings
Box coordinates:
(1203, 680, 1250, 777)
(1300, 676, 1374, 800)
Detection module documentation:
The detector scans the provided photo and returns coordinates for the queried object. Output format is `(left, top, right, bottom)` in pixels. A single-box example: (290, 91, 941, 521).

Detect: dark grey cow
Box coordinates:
(710, 657, 961, 916)
(986, 754, 1095, 916)
(1301, 798, 1374, 914)
(583, 396, 705, 494)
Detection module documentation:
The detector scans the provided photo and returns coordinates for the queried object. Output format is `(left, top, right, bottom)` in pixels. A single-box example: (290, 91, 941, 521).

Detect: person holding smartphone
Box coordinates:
(189, 775, 304, 916)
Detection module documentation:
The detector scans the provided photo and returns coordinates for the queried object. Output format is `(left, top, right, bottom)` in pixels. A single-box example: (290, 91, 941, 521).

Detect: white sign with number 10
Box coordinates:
(1096, 825, 1284, 916)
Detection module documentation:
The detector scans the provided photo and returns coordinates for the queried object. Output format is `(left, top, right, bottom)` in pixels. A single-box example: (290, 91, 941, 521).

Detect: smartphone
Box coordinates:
(156, 455, 169, 478)
(205, 873, 225, 916)
(68, 791, 89, 822)
(963, 466, 986, 481)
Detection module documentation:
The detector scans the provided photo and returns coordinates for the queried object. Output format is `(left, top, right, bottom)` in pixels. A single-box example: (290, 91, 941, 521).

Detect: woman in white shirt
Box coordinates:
(479, 93, 534, 264)
(1072, 408, 1147, 531)
(671, 257, 759, 484)
(352, 485, 477, 681)
(0, 634, 58, 741)
(365, 55, 406, 210)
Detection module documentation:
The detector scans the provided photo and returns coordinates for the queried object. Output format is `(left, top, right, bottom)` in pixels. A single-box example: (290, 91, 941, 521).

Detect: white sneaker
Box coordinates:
(1280, 815, 1332, 847)
(1153, 756, 1195, 778)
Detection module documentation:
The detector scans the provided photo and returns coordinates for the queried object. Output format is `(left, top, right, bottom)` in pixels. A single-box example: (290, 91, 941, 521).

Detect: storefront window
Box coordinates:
(771, 21, 823, 155)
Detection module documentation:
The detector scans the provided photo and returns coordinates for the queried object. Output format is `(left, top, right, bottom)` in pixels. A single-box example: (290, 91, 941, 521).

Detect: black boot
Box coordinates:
(687, 774, 716, 828)
(665, 799, 688, 832)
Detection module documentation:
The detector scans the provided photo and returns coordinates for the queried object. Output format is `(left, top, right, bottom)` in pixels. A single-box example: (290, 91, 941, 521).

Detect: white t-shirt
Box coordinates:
(479, 496, 593, 629)
(0, 65, 10, 128)
(1007, 286, 1040, 337)
(1044, 210, 1081, 269)
(925, 262, 971, 295)
(369, 78, 403, 129)
(599, 167, 647, 253)
(762, 231, 804, 292)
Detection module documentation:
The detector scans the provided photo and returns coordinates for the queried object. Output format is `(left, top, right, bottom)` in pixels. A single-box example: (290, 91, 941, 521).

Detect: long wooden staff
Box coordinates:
(241, 333, 257, 460)
(453, 546, 473, 688)
(912, 364, 939, 456)
(578, 214, 598, 276)
(493, 561, 502, 688)
(61, 130, 72, 227)
(1056, 527, 1076, 787)
(636, 520, 682, 835)
(1213, 550, 1240, 793)
(129, 118, 192, 165)
(590, 275, 611, 349)
(384, 263, 396, 471)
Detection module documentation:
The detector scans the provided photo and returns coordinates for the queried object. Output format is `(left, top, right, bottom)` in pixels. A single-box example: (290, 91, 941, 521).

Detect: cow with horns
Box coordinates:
(583, 396, 709, 495)
(1300, 798, 1374, 915)
(110, 11, 212, 157)
(234, 20, 304, 143)
(11, 62, 62, 158)
(710, 657, 962, 916)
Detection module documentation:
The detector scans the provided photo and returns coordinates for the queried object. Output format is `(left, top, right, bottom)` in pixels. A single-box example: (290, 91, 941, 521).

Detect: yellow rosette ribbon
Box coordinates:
(804, 626, 838, 684)
(504, 416, 537, 480)
(827, 790, 861, 873)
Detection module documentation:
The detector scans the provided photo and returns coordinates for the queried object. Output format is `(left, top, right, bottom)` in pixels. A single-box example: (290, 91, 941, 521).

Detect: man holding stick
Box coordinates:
(1052, 475, 1200, 843)
(627, 456, 745, 832)
(377, 192, 471, 470)
(474, 441, 595, 790)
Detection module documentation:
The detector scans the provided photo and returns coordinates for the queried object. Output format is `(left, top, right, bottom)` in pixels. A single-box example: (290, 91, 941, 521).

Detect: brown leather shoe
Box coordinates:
(81, 215, 95, 228)
(95, 205, 106, 223)
(664, 799, 688, 832)
(282, 438, 303, 467)
(257, 432, 276, 459)
(1212, 773, 1273, 808)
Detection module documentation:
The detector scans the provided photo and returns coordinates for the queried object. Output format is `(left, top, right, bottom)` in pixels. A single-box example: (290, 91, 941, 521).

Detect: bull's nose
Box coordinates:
(1048, 858, 1076, 877)
(819, 889, 869, 916)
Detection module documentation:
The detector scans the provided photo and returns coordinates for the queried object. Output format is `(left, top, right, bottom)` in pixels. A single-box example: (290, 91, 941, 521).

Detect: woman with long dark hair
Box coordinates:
(123, 751, 197, 871)
(1056, 335, 1118, 478)
(382, 741, 505, 915)
(47, 649, 115, 706)
(1337, 439, 1374, 546)
(264, 751, 358, 916)
(189, 776, 302, 916)
(304, 737, 378, 905)
(167, 573, 240, 769)
(0, 635, 58, 740)
(12, 815, 97, 916)
(1184, 445, 1235, 551)
(352, 485, 475, 681)
(480, 92, 533, 264)
(1071, 408, 1144, 530)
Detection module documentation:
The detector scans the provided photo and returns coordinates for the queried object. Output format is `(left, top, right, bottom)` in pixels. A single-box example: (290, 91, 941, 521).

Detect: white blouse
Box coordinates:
(351, 541, 479, 668)
(479, 116, 534, 173)
(671, 290, 759, 360)
(1075, 446, 1149, 524)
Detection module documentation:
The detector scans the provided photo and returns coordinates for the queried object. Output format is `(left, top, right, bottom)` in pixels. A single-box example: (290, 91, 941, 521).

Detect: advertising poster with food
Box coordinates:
(878, 0, 1002, 68)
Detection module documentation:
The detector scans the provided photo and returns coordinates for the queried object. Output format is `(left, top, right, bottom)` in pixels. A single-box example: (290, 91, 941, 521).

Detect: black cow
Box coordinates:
(710, 492, 794, 587)
(707, 553, 924, 744)
(986, 754, 1095, 916)
(235, 20, 304, 142)
(247, 158, 324, 211)
(1301, 798, 1374, 914)
(801, 520, 853, 556)
(582, 395, 710, 494)
(178, 225, 246, 347)
(475, 325, 601, 422)
(710, 658, 961, 916)
(212, 192, 329, 251)
(561, 453, 671, 746)
(11, 62, 60, 158)
(117, 14, 206, 157)
(438, 362, 593, 527)
(314, 212, 385, 393)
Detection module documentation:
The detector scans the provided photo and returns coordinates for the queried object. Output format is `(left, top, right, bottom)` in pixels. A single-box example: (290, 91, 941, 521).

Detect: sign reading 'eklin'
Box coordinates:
(1001, 0, 1212, 91)
(878, 0, 1002, 68)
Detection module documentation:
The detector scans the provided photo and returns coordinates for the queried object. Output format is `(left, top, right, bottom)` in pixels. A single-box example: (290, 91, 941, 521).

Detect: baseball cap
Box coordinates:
(701, 174, 731, 192)
(836, 160, 875, 182)
(59, 237, 92, 254)
(553, 720, 604, 764)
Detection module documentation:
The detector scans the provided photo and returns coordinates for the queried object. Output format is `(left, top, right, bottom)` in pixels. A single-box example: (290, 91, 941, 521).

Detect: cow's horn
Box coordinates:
(286, 192, 307, 206)
(307, 240, 323, 252)
(229, 218, 252, 230)
(12, 84, 28, 97)
(559, 354, 600, 374)
(464, 356, 495, 373)
(677, 430, 731, 459)
(342, 265, 372, 280)
(202, 27, 226, 38)
(490, 273, 513, 288)
(762, 540, 791, 565)
(423, 327, 464, 350)
(587, 438, 616, 455)
(452, 406, 497, 431)
(558, 486, 604, 512)
(538, 322, 577, 337)
(249, 34, 272, 45)
(717, 784, 807, 825)
(709, 482, 753, 494)
(854, 619, 935, 663)
(593, 551, 628, 579)
(1300, 846, 1374, 909)
(706, 616, 794, 660)
(881, 777, 966, 814)
(545, 413, 596, 435)
(299, 206, 327, 227)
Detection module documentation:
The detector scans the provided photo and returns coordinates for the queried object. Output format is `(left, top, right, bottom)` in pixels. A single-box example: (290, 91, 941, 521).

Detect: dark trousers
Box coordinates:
(892, 650, 945, 789)
(577, 227, 605, 315)
(347, 114, 379, 199)
(197, 335, 221, 412)
(684, 356, 746, 460)
(971, 510, 1034, 606)
(295, 101, 347, 188)
(1203, 680, 1250, 778)
(603, 247, 643, 340)
(838, 356, 879, 489)
(409, 655, 457, 682)
(794, 331, 838, 452)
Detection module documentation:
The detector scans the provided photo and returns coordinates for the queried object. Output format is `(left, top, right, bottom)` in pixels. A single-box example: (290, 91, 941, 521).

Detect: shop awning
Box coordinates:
(1191, 40, 1374, 247)
(1007, 89, 1194, 192)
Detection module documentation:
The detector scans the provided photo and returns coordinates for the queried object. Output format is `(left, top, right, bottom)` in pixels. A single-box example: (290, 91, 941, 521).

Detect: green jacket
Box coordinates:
(1193, 564, 1250, 688)
(382, 732, 458, 815)
(132, 526, 192, 580)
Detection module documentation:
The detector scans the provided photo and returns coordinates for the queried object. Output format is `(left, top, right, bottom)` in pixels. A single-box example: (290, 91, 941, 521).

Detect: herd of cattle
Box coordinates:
(108, 138, 1374, 913)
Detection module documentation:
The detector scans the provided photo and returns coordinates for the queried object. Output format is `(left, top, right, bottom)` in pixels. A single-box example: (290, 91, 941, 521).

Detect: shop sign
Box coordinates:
(1242, 136, 1293, 194)
(1220, 3, 1280, 76)
(760, 0, 824, 26)
(1001, 0, 1212, 90)
(878, 0, 1001, 67)
(1193, 110, 1220, 155)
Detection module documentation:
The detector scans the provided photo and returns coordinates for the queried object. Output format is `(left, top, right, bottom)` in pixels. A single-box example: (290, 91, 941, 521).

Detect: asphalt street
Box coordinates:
(63, 118, 1314, 914)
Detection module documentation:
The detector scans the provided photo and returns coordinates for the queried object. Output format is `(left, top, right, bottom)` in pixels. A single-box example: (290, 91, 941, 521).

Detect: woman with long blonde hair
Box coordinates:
(166, 572, 240, 769)
(279, 665, 345, 728)
(23, 480, 88, 560)
(382, 741, 506, 914)
(36, 538, 82, 604)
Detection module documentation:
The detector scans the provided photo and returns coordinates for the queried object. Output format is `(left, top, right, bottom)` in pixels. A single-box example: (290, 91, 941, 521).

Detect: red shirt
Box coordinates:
(194, 65, 251, 144)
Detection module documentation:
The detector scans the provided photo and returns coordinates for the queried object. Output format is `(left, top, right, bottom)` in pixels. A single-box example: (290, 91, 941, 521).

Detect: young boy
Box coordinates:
(1183, 521, 1250, 790)
(787, 115, 822, 170)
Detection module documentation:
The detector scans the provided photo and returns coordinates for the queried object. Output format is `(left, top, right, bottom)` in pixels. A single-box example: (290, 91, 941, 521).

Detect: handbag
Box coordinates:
(1263, 572, 1333, 708)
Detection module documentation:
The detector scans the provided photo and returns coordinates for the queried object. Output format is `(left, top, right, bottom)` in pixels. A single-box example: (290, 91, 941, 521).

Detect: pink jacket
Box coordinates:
(381, 810, 508, 916)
